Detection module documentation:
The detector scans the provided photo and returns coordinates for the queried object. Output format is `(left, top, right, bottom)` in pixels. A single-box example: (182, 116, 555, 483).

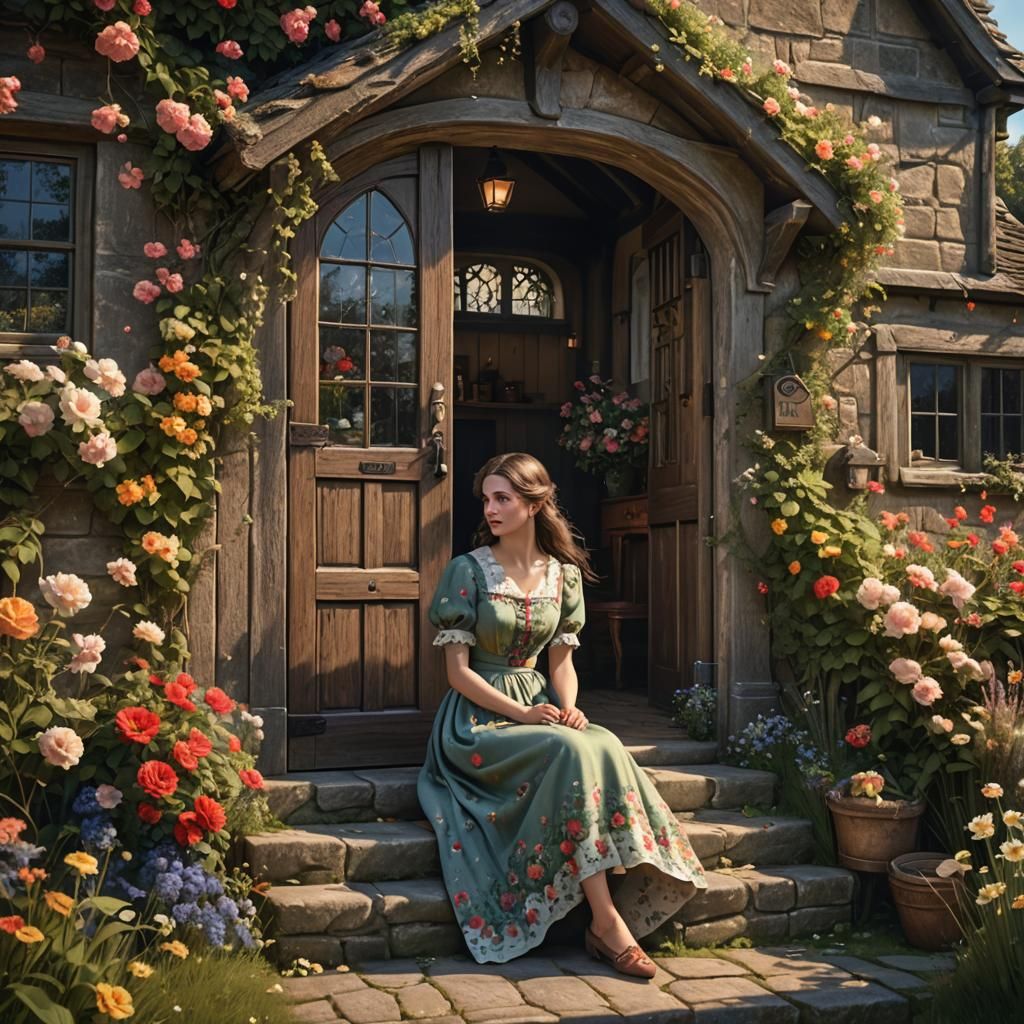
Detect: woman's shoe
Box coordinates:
(584, 927, 657, 979)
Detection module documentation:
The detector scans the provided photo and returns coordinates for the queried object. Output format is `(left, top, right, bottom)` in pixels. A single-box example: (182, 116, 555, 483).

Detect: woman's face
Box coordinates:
(481, 474, 534, 538)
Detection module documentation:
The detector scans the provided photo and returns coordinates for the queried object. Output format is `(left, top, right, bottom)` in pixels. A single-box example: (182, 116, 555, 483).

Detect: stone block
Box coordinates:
(750, 0, 823, 36)
(742, 910, 790, 944)
(879, 44, 919, 77)
(266, 882, 374, 935)
(358, 961, 426, 988)
(669, 976, 798, 1020)
(427, 969, 525, 1014)
(716, 948, 851, 981)
(770, 866, 855, 907)
(897, 165, 935, 200)
(355, 767, 423, 819)
(788, 904, 852, 936)
(243, 830, 346, 885)
(791, 41, 811, 65)
(940, 242, 967, 273)
(462, 1010, 558, 1024)
(325, 822, 439, 882)
(935, 208, 965, 241)
(822, 0, 871, 34)
(734, 871, 796, 912)
(283, 972, 369, 1003)
(41, 535, 121, 576)
(761, 974, 908, 1023)
(329, 986, 401, 1024)
(343, 934, 390, 962)
(685, 913, 748, 948)
(389, 922, 464, 957)
(937, 165, 966, 204)
(692, 811, 815, 867)
(851, 40, 879, 75)
(516, 976, 611, 1014)
(919, 47, 964, 86)
(587, 67, 659, 124)
(682, 872, 750, 923)
(264, 779, 315, 822)
(893, 239, 941, 271)
(646, 768, 715, 811)
(290, 1001, 340, 1023)
(557, 964, 690, 1018)
(274, 934, 348, 970)
(37, 486, 93, 536)
(820, 956, 929, 993)
(875, 954, 955, 973)
(560, 70, 594, 110)
(878, 2, 930, 38)
(397, 983, 453, 1019)
(808, 38, 846, 63)
(659, 956, 750, 979)
(901, 206, 936, 240)
(374, 878, 455, 924)
(291, 771, 374, 812)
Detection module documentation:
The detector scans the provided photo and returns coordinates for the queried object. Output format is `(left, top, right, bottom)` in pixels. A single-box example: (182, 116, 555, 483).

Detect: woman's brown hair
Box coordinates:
(471, 453, 598, 583)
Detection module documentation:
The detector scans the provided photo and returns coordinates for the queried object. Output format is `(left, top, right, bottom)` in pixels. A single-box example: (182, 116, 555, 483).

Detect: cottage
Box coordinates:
(3, 0, 1024, 786)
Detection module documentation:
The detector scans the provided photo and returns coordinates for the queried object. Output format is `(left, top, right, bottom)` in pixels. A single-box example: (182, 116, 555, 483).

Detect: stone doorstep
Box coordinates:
(644, 765, 776, 813)
(679, 811, 815, 869)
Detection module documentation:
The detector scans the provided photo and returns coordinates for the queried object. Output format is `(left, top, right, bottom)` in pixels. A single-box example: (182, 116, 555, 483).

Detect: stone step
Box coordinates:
(264, 756, 768, 828)
(265, 864, 855, 967)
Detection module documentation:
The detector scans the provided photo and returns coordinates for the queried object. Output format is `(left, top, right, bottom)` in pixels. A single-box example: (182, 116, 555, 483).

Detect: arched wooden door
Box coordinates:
(287, 146, 454, 769)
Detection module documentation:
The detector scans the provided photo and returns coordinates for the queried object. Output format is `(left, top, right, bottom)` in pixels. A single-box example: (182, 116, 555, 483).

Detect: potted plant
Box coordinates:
(888, 850, 963, 950)
(671, 684, 717, 741)
(558, 376, 649, 497)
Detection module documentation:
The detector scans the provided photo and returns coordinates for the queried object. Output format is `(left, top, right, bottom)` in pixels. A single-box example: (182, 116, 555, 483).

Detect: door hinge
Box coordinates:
(703, 380, 714, 418)
(288, 714, 327, 737)
(289, 422, 329, 447)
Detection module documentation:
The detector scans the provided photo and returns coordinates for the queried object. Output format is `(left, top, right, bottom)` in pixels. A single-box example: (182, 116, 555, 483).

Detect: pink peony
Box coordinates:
(38, 726, 84, 769)
(68, 632, 105, 673)
(156, 98, 190, 134)
(856, 578, 899, 610)
(39, 572, 92, 616)
(578, 436, 593, 452)
(359, 1, 386, 26)
(107, 558, 138, 587)
(0, 76, 22, 115)
(84, 357, 126, 397)
(883, 601, 921, 638)
(939, 635, 963, 653)
(215, 40, 244, 60)
(763, 97, 781, 116)
(889, 658, 924, 685)
(176, 113, 213, 151)
(280, 6, 317, 43)
(226, 75, 248, 102)
(78, 431, 118, 468)
(906, 564, 938, 591)
(5, 359, 44, 383)
(18, 402, 54, 437)
(143, 241, 167, 258)
(939, 568, 976, 610)
(132, 366, 166, 396)
(95, 22, 140, 63)
(133, 280, 161, 304)
(27, 44, 45, 64)
(814, 139, 834, 161)
(912, 677, 943, 706)
(118, 162, 144, 189)
(91, 103, 126, 134)
(325, 19, 342, 42)
(176, 238, 199, 260)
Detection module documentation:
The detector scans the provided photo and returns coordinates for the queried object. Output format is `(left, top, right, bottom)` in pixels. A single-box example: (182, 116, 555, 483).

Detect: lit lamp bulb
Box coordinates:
(477, 147, 516, 213)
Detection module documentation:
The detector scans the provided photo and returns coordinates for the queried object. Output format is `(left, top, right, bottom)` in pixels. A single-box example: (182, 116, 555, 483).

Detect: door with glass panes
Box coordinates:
(287, 146, 453, 770)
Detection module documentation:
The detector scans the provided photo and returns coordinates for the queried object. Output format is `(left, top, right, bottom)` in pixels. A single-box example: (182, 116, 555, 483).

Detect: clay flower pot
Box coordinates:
(826, 793, 926, 872)
(888, 851, 964, 951)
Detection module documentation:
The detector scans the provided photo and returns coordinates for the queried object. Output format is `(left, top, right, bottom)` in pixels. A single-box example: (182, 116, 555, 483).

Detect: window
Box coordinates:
(455, 263, 501, 314)
(510, 264, 553, 318)
(318, 189, 419, 448)
(453, 257, 562, 320)
(981, 367, 1024, 459)
(909, 362, 961, 463)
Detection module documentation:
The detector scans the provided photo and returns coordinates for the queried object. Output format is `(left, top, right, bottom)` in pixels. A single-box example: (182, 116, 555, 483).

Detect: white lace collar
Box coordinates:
(469, 545, 560, 599)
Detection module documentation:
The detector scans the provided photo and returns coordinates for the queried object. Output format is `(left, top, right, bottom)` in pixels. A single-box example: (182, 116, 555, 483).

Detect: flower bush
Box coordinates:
(670, 684, 716, 741)
(558, 376, 650, 476)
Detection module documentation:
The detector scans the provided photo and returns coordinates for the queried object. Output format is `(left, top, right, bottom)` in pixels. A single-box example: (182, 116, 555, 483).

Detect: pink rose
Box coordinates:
(91, 103, 125, 134)
(578, 436, 593, 452)
(95, 22, 140, 63)
(0, 76, 22, 115)
(18, 402, 54, 437)
(96, 784, 123, 809)
(280, 6, 317, 43)
(359, 1, 386, 26)
(931, 715, 954, 734)
(867, 143, 881, 160)
(118, 162, 144, 189)
(84, 357, 126, 397)
(855, 577, 885, 610)
(107, 557, 138, 587)
(133, 0, 152, 13)
(773, 59, 791, 76)
(164, 273, 184, 294)
(38, 726, 84, 769)
(143, 242, 167, 259)
(78, 431, 118, 468)
(69, 632, 105, 673)
(919, 612, 947, 632)
(883, 601, 921, 638)
(132, 366, 166, 396)
(763, 97, 781, 116)
(226, 76, 248, 102)
(869, 190, 883, 204)
(216, 40, 244, 60)
(815, 140, 834, 161)
(906, 564, 938, 591)
(325, 19, 342, 42)
(912, 677, 943, 706)
(604, 439, 620, 453)
(889, 658, 924, 685)
(156, 98, 190, 134)
(176, 113, 213, 151)
(27, 44, 45, 64)
(846, 156, 863, 171)
(133, 280, 161, 304)
(939, 569, 976, 610)
(176, 238, 199, 260)
(39, 572, 92, 616)
(588, 411, 602, 424)
(94, 0, 116, 9)
(155, 267, 170, 285)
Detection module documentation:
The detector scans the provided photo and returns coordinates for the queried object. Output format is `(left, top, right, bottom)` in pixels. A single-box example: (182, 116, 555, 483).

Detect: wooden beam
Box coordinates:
(980, 104, 998, 276)
(515, 150, 602, 216)
(758, 201, 811, 289)
(525, 0, 580, 120)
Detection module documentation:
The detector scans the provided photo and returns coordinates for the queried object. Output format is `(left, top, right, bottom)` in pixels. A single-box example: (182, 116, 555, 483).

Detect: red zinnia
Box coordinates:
(174, 810, 203, 847)
(186, 728, 213, 758)
(204, 686, 235, 714)
(845, 724, 872, 748)
(164, 682, 196, 712)
(813, 575, 840, 600)
(137, 803, 162, 825)
(193, 795, 226, 834)
(172, 740, 198, 772)
(239, 769, 264, 790)
(115, 706, 161, 745)
(137, 760, 179, 800)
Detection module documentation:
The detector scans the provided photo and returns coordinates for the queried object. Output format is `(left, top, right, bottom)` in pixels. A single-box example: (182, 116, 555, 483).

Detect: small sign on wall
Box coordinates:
(771, 374, 814, 431)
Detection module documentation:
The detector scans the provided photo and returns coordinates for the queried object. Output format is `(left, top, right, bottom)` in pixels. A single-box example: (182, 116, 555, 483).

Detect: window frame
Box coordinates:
(978, 363, 1024, 464)
(453, 254, 565, 325)
(905, 356, 964, 468)
(0, 138, 94, 359)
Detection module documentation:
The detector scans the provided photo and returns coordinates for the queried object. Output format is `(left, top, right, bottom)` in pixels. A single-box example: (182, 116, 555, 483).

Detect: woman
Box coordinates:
(417, 453, 706, 977)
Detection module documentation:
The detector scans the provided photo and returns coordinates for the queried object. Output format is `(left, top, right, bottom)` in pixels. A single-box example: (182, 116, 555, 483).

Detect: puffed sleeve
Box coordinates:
(549, 564, 585, 648)
(429, 556, 478, 647)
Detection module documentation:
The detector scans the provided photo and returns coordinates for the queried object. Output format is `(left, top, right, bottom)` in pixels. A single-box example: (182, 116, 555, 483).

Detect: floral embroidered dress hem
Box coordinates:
(417, 546, 706, 964)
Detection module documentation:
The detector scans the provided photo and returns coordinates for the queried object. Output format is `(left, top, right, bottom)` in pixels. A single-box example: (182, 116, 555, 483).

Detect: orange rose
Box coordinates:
(175, 361, 201, 383)
(0, 596, 39, 639)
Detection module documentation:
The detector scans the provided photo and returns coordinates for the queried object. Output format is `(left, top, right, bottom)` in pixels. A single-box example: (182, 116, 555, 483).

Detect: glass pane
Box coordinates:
(319, 264, 366, 325)
(28, 290, 68, 332)
(911, 414, 934, 459)
(30, 251, 69, 288)
(0, 288, 27, 331)
(370, 191, 414, 266)
(936, 365, 958, 413)
(320, 326, 365, 381)
(0, 200, 29, 239)
(511, 264, 554, 317)
(371, 330, 417, 383)
(1006, 416, 1023, 458)
(321, 194, 367, 261)
(1004, 370, 1022, 415)
(32, 162, 71, 204)
(319, 384, 366, 447)
(0, 249, 28, 286)
(31, 203, 70, 242)
(938, 416, 958, 461)
(370, 386, 417, 447)
(0, 160, 30, 201)
(462, 264, 501, 314)
(370, 268, 416, 327)
(981, 367, 1000, 413)
(982, 415, 999, 458)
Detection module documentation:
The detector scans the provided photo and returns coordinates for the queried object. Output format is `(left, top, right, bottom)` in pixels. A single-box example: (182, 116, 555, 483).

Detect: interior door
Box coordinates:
(645, 213, 713, 707)
(287, 146, 454, 769)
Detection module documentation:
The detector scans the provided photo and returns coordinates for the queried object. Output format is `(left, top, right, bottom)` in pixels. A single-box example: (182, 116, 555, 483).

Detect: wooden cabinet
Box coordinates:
(600, 494, 648, 604)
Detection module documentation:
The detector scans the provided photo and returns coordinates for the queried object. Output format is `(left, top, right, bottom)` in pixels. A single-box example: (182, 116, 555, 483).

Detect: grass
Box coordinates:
(130, 948, 295, 1024)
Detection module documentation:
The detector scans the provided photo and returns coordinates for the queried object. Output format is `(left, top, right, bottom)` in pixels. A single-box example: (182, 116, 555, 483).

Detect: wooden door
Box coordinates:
(287, 146, 454, 769)
(645, 214, 713, 707)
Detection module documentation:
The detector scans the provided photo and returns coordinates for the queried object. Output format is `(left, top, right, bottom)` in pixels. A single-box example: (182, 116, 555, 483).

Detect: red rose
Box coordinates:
(174, 810, 203, 846)
(187, 728, 213, 758)
(470, 753, 483, 767)
(164, 682, 196, 712)
(137, 803, 162, 825)
(527, 864, 544, 880)
(845, 724, 872, 748)
(1013, 561, 1024, 575)
(239, 768, 264, 790)
(813, 575, 840, 600)
(454, 891, 469, 906)
(337, 357, 354, 373)
(115, 706, 161, 745)
(172, 740, 198, 772)
(452, 841, 462, 852)
(228, 735, 242, 752)
(559, 839, 575, 855)
(467, 915, 484, 929)
(967, 533, 980, 547)
(128, 656, 150, 670)
(204, 686, 235, 714)
(137, 760, 179, 800)
(174, 673, 197, 694)
(193, 795, 226, 834)
(1009, 581, 1024, 595)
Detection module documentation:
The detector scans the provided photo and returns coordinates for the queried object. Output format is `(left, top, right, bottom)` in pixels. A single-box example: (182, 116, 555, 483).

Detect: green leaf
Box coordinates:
(116, 429, 146, 454)
(11, 984, 75, 1024)
(79, 895, 130, 916)
(780, 500, 800, 517)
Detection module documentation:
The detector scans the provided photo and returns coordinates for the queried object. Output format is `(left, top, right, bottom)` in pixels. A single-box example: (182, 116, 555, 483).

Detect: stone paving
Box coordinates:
(282, 945, 954, 1024)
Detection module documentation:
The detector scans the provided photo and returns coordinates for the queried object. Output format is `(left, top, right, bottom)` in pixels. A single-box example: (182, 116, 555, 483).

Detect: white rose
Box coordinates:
(38, 726, 84, 769)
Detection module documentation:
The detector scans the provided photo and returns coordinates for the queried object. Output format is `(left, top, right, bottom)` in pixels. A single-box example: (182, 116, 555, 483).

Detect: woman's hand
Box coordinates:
(559, 705, 589, 731)
(518, 702, 562, 725)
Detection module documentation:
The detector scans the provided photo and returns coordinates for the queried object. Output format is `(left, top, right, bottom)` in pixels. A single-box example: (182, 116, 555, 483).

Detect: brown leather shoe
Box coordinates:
(584, 927, 657, 980)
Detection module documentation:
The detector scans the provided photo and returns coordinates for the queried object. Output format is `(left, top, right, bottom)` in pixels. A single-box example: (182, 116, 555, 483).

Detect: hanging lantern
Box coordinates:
(566, 331, 580, 349)
(477, 147, 516, 213)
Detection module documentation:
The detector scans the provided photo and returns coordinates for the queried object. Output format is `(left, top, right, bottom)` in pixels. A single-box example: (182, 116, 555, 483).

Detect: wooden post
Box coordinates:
(526, 1, 579, 120)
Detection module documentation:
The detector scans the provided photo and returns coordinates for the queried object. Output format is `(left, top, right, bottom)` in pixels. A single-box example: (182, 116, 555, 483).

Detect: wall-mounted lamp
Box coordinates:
(477, 147, 516, 214)
(844, 436, 886, 490)
(566, 331, 580, 349)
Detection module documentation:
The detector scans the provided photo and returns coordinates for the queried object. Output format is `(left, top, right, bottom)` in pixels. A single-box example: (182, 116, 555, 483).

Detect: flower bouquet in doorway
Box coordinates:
(558, 375, 649, 497)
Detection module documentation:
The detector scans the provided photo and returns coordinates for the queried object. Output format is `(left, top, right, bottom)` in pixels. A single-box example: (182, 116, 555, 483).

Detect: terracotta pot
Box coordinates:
(826, 793, 926, 872)
(888, 851, 964, 951)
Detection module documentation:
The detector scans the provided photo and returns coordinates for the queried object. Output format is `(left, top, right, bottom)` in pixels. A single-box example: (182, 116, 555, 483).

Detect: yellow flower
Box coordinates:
(954, 849, 972, 863)
(44, 891, 74, 916)
(982, 783, 1004, 799)
(1004, 810, 1023, 829)
(788, 561, 801, 575)
(15, 925, 44, 944)
(95, 982, 134, 1020)
(976, 881, 1007, 905)
(950, 734, 971, 746)
(770, 519, 788, 536)
(64, 851, 98, 876)
(968, 813, 995, 840)
(1013, 895, 1024, 910)
(810, 530, 828, 545)
(126, 961, 153, 979)
(1001, 839, 1024, 862)
(160, 940, 189, 959)
(822, 545, 842, 558)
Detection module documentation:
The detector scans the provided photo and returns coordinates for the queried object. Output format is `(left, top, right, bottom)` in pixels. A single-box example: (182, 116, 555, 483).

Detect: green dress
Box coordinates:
(417, 545, 706, 964)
